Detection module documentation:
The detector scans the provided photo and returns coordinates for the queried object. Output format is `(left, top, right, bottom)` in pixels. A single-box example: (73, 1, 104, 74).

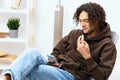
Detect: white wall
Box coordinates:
(35, 0, 120, 80)
(35, 0, 58, 54)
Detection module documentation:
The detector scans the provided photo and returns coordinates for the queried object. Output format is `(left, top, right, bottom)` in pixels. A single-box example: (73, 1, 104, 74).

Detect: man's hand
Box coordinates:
(77, 35, 91, 59)
(48, 60, 62, 68)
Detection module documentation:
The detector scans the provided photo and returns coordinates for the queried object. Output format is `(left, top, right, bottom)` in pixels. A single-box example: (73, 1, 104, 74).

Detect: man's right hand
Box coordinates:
(48, 60, 62, 68)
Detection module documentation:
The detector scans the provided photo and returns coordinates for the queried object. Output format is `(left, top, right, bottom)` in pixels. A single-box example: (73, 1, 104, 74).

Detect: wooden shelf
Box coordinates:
(0, 0, 30, 64)
(0, 53, 17, 70)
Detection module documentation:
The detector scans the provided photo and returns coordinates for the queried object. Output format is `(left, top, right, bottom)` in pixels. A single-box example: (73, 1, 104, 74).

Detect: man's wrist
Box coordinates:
(84, 53, 91, 60)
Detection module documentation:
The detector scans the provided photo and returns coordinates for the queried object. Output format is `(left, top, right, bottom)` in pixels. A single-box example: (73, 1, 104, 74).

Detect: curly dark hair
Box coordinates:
(73, 2, 106, 26)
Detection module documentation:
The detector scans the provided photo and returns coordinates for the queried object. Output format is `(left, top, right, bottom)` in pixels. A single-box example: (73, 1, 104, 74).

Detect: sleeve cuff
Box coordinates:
(85, 58, 97, 72)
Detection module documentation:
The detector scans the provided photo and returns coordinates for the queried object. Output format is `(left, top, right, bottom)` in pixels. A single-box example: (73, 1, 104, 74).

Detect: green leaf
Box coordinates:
(7, 17, 20, 30)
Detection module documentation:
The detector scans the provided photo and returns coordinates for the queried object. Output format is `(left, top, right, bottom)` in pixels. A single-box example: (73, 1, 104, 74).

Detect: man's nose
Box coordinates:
(80, 21, 85, 27)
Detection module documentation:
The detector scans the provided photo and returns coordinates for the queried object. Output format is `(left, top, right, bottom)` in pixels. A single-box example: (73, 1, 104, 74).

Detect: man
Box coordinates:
(0, 2, 116, 80)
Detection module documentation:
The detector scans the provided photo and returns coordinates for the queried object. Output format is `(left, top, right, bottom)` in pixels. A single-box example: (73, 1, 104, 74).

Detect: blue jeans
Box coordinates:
(1, 48, 76, 80)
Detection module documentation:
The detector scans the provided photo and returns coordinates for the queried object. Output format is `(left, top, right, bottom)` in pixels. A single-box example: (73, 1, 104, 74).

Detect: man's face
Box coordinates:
(79, 11, 95, 34)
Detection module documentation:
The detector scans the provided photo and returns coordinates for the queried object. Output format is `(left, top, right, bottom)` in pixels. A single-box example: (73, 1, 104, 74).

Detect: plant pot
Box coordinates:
(9, 30, 18, 38)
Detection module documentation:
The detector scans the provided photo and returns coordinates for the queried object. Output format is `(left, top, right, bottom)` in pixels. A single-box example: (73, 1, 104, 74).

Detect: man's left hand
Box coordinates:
(77, 35, 91, 59)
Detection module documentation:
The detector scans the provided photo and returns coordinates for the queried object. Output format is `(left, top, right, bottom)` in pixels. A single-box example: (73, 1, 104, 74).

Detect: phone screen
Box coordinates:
(47, 55, 58, 64)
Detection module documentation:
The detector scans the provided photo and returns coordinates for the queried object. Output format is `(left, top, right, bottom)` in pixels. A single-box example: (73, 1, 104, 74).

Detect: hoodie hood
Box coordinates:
(84, 22, 111, 42)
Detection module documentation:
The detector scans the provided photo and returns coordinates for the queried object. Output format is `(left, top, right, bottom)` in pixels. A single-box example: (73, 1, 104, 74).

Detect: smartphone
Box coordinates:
(47, 55, 58, 64)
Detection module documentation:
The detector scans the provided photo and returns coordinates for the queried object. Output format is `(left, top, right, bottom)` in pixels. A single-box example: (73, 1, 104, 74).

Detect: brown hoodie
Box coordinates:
(51, 22, 116, 80)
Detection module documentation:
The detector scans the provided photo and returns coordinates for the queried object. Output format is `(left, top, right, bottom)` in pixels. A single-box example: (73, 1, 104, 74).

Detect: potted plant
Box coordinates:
(7, 17, 20, 38)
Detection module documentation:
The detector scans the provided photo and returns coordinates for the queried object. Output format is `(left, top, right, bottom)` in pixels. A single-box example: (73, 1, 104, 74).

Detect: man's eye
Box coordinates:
(85, 20, 89, 23)
(79, 19, 89, 23)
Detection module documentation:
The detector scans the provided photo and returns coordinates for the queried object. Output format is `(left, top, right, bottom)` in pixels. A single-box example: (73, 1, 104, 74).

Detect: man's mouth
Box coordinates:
(83, 28, 87, 31)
